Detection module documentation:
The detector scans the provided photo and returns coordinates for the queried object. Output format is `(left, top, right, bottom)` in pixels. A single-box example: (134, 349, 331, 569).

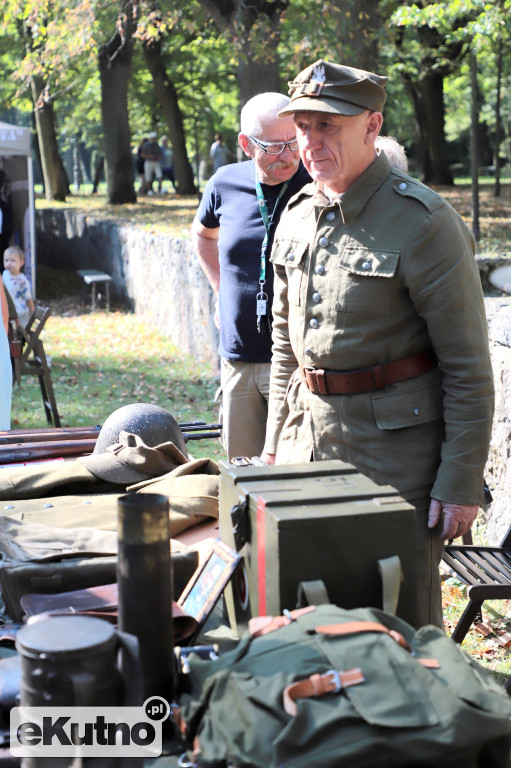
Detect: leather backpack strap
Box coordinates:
(314, 621, 440, 668)
(314, 620, 411, 650)
(248, 606, 316, 637)
(283, 667, 365, 716)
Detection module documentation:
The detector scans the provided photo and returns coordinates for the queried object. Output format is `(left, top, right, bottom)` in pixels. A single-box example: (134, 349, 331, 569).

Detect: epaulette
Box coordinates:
(391, 173, 445, 214)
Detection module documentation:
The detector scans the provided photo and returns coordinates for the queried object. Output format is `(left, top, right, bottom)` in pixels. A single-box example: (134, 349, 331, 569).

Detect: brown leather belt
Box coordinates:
(299, 349, 437, 395)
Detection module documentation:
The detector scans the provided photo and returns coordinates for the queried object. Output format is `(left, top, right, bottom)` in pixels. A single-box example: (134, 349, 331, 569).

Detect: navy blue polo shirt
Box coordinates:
(197, 159, 310, 362)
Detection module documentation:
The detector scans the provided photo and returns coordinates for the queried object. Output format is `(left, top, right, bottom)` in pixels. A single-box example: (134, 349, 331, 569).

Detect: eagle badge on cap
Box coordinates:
(312, 63, 326, 82)
(306, 62, 326, 96)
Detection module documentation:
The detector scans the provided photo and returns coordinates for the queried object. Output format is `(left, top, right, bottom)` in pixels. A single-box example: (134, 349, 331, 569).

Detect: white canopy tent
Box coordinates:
(0, 120, 36, 295)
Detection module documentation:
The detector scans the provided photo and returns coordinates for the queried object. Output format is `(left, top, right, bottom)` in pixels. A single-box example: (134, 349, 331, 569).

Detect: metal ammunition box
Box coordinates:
(219, 460, 418, 634)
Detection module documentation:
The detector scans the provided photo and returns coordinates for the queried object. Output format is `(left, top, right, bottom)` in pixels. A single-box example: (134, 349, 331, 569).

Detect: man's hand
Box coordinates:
(260, 452, 276, 465)
(428, 498, 479, 541)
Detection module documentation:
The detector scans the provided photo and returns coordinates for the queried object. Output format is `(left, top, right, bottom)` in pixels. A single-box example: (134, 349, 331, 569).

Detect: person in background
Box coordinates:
(209, 133, 233, 174)
(0, 273, 12, 429)
(3, 245, 34, 329)
(192, 93, 310, 461)
(375, 135, 408, 173)
(261, 60, 494, 629)
(136, 137, 148, 194)
(142, 132, 163, 195)
(160, 136, 176, 192)
(374, 136, 408, 173)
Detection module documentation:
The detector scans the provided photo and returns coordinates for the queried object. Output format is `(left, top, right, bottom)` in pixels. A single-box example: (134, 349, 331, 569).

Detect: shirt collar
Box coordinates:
(299, 152, 392, 220)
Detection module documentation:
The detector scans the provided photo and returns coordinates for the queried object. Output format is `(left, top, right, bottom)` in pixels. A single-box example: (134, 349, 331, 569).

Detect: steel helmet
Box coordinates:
(92, 403, 187, 456)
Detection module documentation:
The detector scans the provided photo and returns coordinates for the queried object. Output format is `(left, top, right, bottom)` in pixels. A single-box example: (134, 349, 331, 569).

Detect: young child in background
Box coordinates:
(2, 245, 34, 328)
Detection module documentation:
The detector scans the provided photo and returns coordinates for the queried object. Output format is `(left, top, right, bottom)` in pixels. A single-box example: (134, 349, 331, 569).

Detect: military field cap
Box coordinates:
(278, 60, 388, 117)
(78, 431, 188, 485)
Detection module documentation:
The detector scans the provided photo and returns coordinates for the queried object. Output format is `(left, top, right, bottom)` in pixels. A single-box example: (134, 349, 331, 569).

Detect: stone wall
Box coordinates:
(484, 297, 511, 545)
(35, 210, 511, 543)
(36, 208, 219, 367)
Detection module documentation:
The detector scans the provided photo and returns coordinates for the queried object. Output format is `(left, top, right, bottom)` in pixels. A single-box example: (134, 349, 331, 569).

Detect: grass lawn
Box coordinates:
(10, 293, 222, 462)
(10, 181, 511, 687)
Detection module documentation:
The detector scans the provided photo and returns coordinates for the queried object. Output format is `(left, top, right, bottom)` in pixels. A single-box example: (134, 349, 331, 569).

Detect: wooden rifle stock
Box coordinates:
(0, 426, 101, 444)
(0, 439, 97, 464)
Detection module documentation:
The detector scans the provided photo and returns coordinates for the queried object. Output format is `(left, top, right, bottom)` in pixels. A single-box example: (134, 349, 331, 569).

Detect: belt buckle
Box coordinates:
(324, 669, 342, 693)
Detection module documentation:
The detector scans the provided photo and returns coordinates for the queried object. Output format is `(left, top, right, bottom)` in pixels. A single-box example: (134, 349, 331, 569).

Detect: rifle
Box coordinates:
(0, 440, 98, 465)
(0, 427, 101, 445)
(0, 422, 222, 464)
(180, 422, 222, 441)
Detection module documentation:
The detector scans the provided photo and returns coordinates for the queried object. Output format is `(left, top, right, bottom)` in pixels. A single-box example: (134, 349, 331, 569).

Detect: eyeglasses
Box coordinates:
(248, 136, 299, 155)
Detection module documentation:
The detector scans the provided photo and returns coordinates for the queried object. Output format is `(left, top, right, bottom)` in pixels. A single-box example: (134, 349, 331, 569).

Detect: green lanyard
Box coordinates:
(255, 174, 289, 284)
(255, 173, 289, 331)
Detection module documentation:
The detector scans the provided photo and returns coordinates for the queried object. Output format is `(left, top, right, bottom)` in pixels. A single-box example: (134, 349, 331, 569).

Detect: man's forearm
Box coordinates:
(192, 232, 220, 294)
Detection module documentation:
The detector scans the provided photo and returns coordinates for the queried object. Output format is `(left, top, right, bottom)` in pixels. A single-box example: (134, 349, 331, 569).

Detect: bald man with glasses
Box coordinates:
(192, 93, 310, 461)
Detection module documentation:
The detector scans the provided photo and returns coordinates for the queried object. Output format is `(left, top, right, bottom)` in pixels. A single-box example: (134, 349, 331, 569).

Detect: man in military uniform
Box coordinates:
(261, 60, 494, 628)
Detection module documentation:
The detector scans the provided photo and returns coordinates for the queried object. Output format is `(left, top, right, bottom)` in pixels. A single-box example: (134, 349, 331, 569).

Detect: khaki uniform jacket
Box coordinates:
(264, 153, 494, 504)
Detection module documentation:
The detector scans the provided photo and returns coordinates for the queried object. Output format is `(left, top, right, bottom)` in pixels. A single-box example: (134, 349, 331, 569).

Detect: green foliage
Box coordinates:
(1, 0, 511, 196)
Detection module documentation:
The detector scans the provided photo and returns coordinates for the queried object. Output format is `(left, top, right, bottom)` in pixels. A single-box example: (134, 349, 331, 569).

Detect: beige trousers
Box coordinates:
(219, 359, 270, 462)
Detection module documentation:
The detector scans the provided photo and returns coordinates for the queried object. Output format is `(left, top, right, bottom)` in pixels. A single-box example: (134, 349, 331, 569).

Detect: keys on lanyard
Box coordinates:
(256, 289, 268, 333)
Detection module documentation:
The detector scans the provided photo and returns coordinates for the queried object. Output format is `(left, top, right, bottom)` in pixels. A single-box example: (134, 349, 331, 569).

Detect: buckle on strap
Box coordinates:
(324, 669, 342, 694)
(303, 366, 328, 395)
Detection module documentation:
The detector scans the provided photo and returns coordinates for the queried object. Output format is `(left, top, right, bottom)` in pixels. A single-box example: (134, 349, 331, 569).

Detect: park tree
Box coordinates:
(98, 1, 138, 203)
(1, 0, 71, 201)
(388, 0, 511, 231)
(200, 0, 289, 105)
(135, 1, 198, 193)
(282, 0, 383, 75)
(386, 0, 511, 187)
(384, 0, 471, 185)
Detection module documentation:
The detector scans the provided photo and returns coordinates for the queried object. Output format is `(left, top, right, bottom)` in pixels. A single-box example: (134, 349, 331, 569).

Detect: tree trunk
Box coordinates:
(494, 38, 503, 198)
(31, 76, 70, 202)
(98, 3, 137, 204)
(201, 0, 289, 106)
(470, 50, 480, 242)
(329, 0, 382, 72)
(237, 55, 282, 106)
(407, 70, 453, 186)
(142, 42, 196, 194)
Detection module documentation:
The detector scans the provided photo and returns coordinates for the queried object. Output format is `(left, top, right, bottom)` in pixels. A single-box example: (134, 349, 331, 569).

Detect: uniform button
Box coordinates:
(326, 211, 335, 221)
(318, 236, 329, 247)
(399, 182, 407, 191)
(315, 264, 325, 275)
(413, 407, 420, 416)
(304, 348, 314, 357)
(309, 318, 319, 329)
(362, 261, 371, 270)
(312, 292, 321, 303)
(288, 253, 295, 261)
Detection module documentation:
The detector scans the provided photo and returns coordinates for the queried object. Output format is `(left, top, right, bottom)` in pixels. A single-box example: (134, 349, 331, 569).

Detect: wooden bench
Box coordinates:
(76, 269, 112, 312)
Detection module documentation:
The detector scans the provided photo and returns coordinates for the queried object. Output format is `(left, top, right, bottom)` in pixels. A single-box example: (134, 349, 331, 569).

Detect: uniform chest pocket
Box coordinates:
(272, 241, 308, 307)
(336, 247, 400, 315)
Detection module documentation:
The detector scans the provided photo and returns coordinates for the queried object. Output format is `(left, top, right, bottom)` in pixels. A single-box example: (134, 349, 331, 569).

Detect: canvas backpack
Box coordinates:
(177, 604, 511, 768)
